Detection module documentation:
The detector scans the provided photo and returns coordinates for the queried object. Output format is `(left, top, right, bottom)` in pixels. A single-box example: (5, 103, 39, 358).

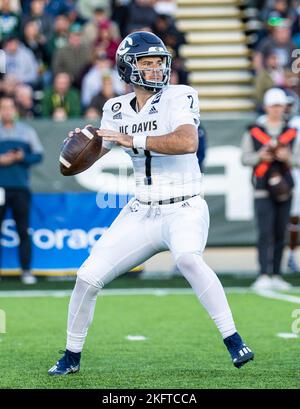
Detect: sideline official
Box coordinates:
(241, 88, 300, 290)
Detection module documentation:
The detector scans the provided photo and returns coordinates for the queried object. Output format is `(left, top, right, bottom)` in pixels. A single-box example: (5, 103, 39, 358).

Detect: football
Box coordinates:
(59, 125, 102, 176)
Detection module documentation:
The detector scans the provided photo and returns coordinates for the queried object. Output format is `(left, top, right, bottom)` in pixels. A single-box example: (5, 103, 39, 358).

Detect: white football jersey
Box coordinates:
(100, 84, 201, 202)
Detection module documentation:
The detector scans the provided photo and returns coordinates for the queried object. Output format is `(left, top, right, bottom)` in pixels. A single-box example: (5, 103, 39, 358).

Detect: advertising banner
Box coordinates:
(0, 116, 259, 273)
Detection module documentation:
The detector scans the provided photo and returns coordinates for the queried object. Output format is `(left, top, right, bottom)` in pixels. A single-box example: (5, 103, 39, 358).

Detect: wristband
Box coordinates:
(133, 134, 147, 150)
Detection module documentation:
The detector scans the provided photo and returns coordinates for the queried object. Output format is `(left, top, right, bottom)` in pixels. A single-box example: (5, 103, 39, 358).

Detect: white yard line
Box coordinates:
(126, 335, 148, 341)
(0, 287, 300, 300)
(0, 287, 252, 298)
(253, 289, 300, 304)
(277, 333, 299, 339)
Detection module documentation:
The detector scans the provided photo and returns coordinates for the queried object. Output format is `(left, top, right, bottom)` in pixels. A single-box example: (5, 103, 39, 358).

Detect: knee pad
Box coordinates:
(74, 276, 100, 297)
(176, 252, 203, 273)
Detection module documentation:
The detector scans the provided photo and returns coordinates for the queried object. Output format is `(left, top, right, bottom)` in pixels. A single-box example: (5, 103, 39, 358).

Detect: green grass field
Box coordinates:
(1, 280, 300, 389)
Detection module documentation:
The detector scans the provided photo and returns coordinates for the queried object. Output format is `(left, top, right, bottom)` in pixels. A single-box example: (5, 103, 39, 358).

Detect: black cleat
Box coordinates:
(48, 350, 81, 376)
(224, 332, 254, 368)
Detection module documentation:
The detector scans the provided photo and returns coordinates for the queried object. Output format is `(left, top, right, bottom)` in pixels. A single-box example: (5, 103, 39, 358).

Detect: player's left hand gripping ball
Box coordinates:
(59, 125, 102, 176)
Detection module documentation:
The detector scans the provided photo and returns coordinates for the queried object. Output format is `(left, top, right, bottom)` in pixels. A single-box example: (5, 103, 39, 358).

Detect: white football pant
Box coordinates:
(67, 195, 236, 352)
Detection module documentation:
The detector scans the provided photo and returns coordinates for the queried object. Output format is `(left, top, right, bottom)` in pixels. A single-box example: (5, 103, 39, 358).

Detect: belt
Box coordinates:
(138, 194, 198, 206)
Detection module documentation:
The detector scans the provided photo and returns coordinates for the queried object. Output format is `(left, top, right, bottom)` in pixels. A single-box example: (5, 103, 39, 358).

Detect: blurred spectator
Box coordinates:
(21, 0, 33, 14)
(260, 0, 298, 33)
(0, 0, 20, 12)
(169, 69, 179, 85)
(254, 49, 286, 108)
(111, 0, 131, 37)
(81, 52, 124, 108)
(169, 62, 188, 86)
(290, 2, 300, 46)
(45, 0, 76, 19)
(253, 0, 269, 9)
(253, 19, 296, 71)
(284, 69, 300, 98)
(285, 88, 300, 115)
(127, 0, 159, 34)
(241, 88, 300, 290)
(0, 0, 21, 42)
(152, 14, 185, 58)
(152, 13, 173, 39)
(0, 74, 19, 98)
(3, 36, 39, 86)
(21, 0, 53, 41)
(0, 95, 43, 285)
(15, 84, 38, 118)
(22, 19, 51, 86)
(77, 0, 111, 20)
(47, 14, 71, 58)
(171, 58, 188, 85)
(164, 27, 185, 59)
(84, 106, 101, 120)
(82, 7, 120, 44)
(154, 0, 177, 16)
(94, 20, 120, 65)
(42, 72, 81, 119)
(52, 23, 92, 88)
(86, 73, 118, 116)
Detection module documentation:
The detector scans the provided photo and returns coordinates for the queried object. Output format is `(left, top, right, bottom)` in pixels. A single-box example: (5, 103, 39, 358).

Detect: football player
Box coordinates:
(48, 32, 254, 375)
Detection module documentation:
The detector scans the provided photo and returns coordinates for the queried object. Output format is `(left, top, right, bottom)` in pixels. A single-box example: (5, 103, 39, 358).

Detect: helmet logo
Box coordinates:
(148, 47, 165, 52)
(118, 36, 133, 56)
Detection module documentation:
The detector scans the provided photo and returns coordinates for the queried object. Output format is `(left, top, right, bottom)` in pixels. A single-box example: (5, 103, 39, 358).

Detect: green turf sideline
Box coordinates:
(0, 292, 299, 388)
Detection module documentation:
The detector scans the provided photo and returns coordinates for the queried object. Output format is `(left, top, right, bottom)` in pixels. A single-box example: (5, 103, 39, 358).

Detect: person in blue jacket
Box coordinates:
(0, 96, 43, 284)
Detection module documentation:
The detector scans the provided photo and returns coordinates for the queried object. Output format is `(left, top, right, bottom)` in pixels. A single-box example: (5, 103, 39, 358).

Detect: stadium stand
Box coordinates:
(177, 0, 255, 112)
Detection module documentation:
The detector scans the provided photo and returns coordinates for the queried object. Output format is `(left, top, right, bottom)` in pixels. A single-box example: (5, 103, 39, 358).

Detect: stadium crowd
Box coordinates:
(0, 0, 187, 120)
(252, 0, 300, 111)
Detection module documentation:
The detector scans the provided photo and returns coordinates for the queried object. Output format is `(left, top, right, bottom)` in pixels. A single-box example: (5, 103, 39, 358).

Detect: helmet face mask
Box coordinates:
(116, 32, 172, 92)
(130, 53, 171, 91)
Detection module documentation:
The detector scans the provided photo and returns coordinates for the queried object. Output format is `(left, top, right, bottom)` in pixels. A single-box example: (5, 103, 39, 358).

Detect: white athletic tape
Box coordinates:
(81, 128, 94, 140)
(133, 134, 147, 150)
(59, 155, 71, 168)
